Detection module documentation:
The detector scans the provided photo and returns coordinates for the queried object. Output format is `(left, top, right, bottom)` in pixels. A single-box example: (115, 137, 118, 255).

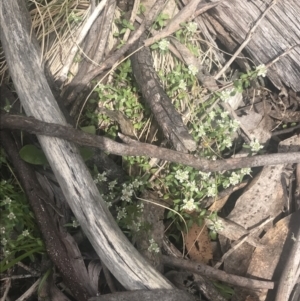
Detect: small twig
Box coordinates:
(15, 278, 40, 301)
(214, 0, 278, 80)
(271, 124, 300, 136)
(266, 44, 300, 69)
(275, 226, 300, 301)
(123, 0, 140, 42)
(0, 279, 11, 301)
(0, 274, 40, 280)
(162, 255, 274, 289)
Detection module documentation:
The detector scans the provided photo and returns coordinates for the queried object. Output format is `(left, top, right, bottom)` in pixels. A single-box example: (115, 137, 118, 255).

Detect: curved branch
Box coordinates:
(0, 0, 172, 293)
(1, 114, 300, 171)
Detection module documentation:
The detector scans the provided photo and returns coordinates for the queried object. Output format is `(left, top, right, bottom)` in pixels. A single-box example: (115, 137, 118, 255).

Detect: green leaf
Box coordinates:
(80, 125, 96, 135)
(127, 23, 135, 30)
(19, 145, 48, 166)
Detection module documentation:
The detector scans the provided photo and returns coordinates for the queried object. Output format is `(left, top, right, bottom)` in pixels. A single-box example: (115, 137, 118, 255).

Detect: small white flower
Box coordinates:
(178, 79, 187, 91)
(1, 238, 7, 245)
(175, 170, 189, 183)
(72, 220, 80, 228)
(121, 184, 133, 202)
(182, 198, 197, 211)
(132, 179, 143, 189)
(229, 172, 240, 185)
(220, 111, 229, 119)
(108, 180, 117, 190)
(223, 137, 232, 148)
(209, 111, 216, 120)
(186, 22, 198, 33)
(219, 88, 234, 102)
(207, 183, 217, 197)
(0, 227, 5, 234)
(158, 39, 169, 51)
(187, 181, 199, 193)
(105, 201, 112, 208)
(196, 125, 206, 138)
(22, 230, 30, 237)
(96, 172, 107, 183)
(230, 119, 240, 131)
(117, 207, 127, 220)
(188, 65, 198, 76)
(256, 64, 267, 77)
(198, 171, 211, 180)
(148, 238, 160, 253)
(249, 139, 263, 152)
(7, 212, 16, 220)
(4, 197, 12, 205)
(241, 168, 251, 175)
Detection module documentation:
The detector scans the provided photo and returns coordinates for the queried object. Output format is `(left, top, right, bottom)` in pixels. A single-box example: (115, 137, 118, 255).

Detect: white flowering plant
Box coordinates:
(0, 174, 45, 272)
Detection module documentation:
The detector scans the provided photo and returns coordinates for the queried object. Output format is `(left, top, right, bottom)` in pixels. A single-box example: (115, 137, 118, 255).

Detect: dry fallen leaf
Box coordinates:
(185, 223, 212, 264)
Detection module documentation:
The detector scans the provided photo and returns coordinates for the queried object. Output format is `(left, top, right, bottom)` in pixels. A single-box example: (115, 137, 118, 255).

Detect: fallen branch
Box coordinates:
(1, 114, 300, 172)
(162, 255, 274, 290)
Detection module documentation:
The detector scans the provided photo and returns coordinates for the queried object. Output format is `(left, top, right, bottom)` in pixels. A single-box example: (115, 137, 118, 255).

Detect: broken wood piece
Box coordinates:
(131, 34, 197, 152)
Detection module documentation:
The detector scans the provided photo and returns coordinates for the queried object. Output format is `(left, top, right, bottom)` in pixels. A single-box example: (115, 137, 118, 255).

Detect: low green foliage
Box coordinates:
(0, 152, 45, 273)
(82, 23, 268, 240)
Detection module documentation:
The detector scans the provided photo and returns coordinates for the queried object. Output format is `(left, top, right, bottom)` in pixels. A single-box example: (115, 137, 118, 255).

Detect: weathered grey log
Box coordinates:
(205, 0, 300, 91)
(131, 35, 197, 153)
(0, 0, 172, 292)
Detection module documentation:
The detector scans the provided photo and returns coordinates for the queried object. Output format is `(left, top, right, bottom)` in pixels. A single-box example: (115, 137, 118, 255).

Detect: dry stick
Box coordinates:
(162, 255, 274, 290)
(57, 0, 109, 82)
(144, 0, 222, 47)
(266, 44, 300, 69)
(123, 0, 140, 42)
(275, 223, 300, 300)
(214, 0, 278, 80)
(0, 279, 11, 301)
(1, 114, 300, 172)
(15, 278, 41, 301)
